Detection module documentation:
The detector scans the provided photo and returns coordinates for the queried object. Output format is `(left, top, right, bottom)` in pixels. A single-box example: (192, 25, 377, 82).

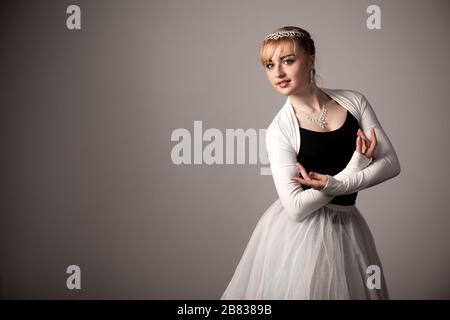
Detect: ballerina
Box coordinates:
(221, 26, 401, 299)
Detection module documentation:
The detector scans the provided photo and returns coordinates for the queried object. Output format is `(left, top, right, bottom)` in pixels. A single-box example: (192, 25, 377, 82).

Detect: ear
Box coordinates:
(308, 54, 315, 69)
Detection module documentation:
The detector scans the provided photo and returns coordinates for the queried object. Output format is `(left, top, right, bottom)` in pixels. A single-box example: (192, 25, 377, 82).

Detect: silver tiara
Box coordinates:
(263, 30, 309, 41)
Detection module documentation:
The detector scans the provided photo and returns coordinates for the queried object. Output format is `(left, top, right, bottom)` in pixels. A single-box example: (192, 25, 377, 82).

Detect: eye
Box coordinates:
(283, 59, 294, 65)
(265, 63, 274, 69)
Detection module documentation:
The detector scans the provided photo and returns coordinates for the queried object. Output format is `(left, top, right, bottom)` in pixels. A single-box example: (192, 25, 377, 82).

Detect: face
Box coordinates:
(263, 44, 314, 96)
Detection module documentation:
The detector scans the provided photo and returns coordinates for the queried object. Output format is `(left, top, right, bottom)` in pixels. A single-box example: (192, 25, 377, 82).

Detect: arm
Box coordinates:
(321, 93, 401, 196)
(266, 125, 372, 222)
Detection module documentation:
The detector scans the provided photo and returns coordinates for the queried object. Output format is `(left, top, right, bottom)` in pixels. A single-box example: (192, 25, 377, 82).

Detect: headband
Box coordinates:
(263, 30, 309, 41)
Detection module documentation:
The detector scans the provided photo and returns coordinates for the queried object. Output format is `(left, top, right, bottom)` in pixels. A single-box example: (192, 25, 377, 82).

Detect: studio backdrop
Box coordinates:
(1, 0, 449, 299)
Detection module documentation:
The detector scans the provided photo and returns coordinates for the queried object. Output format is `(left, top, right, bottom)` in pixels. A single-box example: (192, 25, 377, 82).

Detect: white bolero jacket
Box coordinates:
(265, 87, 401, 222)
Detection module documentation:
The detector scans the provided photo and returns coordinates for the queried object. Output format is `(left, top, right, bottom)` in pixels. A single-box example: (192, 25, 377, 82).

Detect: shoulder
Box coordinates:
(266, 112, 282, 140)
(266, 100, 287, 135)
(325, 87, 373, 116)
(266, 101, 292, 147)
(326, 87, 367, 104)
(334, 89, 381, 128)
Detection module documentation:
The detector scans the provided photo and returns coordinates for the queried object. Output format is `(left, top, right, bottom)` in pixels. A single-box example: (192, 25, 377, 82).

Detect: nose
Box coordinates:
(275, 64, 285, 78)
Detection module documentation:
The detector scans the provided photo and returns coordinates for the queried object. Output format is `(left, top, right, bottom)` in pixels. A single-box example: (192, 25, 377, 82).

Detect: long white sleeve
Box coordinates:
(320, 94, 401, 196)
(266, 124, 372, 222)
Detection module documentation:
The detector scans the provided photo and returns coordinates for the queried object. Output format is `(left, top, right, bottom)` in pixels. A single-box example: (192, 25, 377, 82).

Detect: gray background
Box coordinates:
(1, 0, 449, 299)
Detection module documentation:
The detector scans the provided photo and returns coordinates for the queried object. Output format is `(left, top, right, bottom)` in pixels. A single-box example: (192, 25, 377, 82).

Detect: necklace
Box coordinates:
(293, 96, 328, 128)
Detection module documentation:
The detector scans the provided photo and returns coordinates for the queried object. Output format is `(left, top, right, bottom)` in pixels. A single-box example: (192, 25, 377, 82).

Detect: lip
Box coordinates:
(277, 80, 291, 87)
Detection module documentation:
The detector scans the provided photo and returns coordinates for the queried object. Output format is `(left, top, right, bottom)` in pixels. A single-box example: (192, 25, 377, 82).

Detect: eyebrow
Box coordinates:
(267, 54, 295, 62)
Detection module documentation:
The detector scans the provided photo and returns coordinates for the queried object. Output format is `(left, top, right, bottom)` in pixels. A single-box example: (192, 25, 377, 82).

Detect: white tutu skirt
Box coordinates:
(221, 199, 389, 300)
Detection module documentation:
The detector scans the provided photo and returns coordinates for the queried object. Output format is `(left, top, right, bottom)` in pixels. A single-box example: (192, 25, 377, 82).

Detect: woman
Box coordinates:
(221, 26, 401, 299)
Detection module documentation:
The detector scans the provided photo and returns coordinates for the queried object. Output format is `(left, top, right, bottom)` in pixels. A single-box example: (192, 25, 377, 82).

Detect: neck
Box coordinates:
(289, 84, 325, 114)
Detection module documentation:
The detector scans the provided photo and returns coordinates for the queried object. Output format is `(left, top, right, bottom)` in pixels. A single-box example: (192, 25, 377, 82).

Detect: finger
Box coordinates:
(356, 136, 361, 153)
(358, 128, 367, 138)
(309, 171, 320, 179)
(300, 173, 327, 190)
(358, 128, 370, 141)
(367, 128, 378, 155)
(291, 176, 304, 184)
(371, 128, 377, 143)
(291, 176, 309, 186)
(310, 172, 326, 182)
(358, 129, 371, 146)
(362, 138, 367, 154)
(295, 162, 304, 175)
(296, 162, 311, 181)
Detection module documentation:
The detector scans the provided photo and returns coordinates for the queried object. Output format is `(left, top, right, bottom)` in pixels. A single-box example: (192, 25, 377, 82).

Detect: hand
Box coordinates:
(290, 162, 329, 191)
(356, 128, 377, 159)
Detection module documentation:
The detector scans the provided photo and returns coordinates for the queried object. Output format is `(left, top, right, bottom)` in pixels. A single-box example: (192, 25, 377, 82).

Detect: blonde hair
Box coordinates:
(259, 26, 316, 68)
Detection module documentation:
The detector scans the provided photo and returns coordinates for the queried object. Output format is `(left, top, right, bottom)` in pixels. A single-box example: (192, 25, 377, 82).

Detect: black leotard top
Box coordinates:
(297, 110, 359, 205)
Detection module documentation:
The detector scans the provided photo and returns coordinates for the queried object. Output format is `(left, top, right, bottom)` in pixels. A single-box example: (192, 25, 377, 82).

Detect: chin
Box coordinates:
(277, 88, 294, 96)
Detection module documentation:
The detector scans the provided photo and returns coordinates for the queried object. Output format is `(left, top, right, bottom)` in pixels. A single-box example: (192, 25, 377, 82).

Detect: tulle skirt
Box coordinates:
(221, 199, 389, 300)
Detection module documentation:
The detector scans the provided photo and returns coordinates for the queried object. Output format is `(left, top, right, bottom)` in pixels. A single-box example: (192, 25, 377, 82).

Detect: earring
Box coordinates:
(309, 69, 315, 84)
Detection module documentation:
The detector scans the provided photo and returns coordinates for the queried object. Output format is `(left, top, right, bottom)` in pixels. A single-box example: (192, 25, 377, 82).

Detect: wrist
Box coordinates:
(348, 151, 372, 169)
(320, 175, 330, 191)
(320, 175, 340, 195)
